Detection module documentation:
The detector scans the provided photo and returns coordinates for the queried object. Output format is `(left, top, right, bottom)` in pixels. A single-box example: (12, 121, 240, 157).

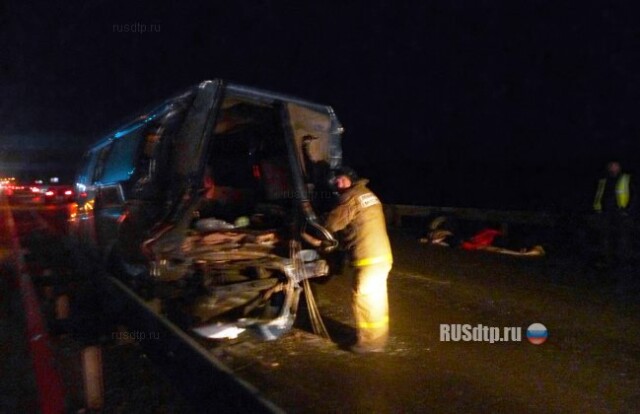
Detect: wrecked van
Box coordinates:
(70, 80, 343, 340)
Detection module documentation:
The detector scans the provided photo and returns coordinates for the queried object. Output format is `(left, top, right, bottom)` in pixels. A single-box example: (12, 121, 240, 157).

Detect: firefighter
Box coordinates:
(593, 160, 634, 267)
(324, 167, 393, 353)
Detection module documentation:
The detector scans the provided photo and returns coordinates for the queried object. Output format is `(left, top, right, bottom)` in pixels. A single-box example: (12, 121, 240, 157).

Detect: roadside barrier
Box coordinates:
(383, 204, 560, 228)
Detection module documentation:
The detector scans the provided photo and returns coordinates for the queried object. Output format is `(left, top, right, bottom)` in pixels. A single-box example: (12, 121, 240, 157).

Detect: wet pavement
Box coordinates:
(0, 201, 192, 413)
(0, 201, 39, 412)
(0, 269, 39, 413)
(2, 201, 639, 413)
(213, 230, 640, 413)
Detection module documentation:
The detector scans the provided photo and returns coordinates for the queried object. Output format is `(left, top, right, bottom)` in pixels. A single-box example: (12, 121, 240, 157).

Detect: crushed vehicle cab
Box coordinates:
(70, 80, 343, 340)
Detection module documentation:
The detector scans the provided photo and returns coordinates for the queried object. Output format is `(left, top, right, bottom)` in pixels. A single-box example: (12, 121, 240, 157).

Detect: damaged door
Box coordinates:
(144, 80, 224, 273)
(280, 101, 342, 246)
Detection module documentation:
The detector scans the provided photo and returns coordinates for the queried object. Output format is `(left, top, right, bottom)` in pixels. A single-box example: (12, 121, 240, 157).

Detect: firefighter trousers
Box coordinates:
(351, 262, 392, 348)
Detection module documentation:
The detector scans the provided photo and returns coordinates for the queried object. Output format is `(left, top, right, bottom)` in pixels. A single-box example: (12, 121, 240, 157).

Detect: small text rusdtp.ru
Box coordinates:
(113, 22, 161, 34)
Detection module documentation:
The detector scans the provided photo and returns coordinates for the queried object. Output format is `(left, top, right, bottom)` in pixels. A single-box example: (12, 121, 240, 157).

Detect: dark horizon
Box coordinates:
(3, 1, 640, 211)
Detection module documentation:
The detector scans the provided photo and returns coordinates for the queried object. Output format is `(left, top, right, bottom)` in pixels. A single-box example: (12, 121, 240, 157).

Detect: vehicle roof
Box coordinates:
(85, 80, 335, 154)
(224, 81, 333, 113)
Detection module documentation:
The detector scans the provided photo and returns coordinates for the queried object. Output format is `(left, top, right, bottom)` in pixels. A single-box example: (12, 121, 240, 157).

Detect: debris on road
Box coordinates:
(420, 216, 545, 257)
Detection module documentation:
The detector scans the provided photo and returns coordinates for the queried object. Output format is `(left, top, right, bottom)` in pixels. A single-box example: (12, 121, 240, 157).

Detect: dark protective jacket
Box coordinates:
(325, 179, 393, 267)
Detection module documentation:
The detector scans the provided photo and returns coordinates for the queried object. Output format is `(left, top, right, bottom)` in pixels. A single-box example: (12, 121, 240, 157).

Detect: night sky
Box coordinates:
(2, 1, 640, 210)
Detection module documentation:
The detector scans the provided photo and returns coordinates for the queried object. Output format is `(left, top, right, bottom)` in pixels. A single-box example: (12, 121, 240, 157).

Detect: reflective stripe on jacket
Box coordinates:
(593, 173, 631, 211)
(325, 179, 393, 267)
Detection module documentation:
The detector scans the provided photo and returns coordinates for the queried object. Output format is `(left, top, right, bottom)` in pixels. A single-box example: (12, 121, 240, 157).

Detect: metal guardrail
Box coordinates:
(99, 274, 284, 413)
(383, 204, 561, 228)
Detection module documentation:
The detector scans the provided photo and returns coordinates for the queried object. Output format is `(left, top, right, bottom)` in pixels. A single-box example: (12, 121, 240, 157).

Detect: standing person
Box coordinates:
(593, 160, 634, 267)
(324, 167, 393, 353)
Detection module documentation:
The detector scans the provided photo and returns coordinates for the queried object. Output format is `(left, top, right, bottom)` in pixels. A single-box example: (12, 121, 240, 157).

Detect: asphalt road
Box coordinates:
(0, 202, 193, 413)
(3, 202, 639, 413)
(213, 230, 640, 414)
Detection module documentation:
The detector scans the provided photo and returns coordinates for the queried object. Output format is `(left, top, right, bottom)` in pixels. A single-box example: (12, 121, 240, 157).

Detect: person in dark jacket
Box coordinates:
(324, 167, 393, 353)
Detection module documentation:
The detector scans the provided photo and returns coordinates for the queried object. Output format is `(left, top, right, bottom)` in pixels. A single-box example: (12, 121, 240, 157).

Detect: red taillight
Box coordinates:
(252, 164, 261, 179)
(31, 187, 41, 193)
(45, 191, 54, 197)
(64, 190, 73, 196)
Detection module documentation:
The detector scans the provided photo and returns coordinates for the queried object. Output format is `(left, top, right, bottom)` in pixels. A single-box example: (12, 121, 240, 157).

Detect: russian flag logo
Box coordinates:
(526, 323, 548, 345)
